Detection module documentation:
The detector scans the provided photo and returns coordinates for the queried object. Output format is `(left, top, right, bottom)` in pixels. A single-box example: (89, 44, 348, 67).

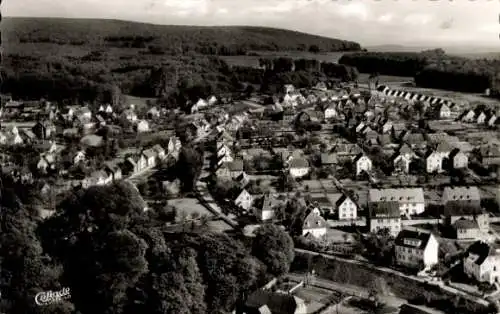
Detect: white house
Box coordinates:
(73, 150, 86, 164)
(142, 149, 157, 168)
(135, 120, 149, 133)
(234, 189, 254, 211)
(302, 210, 327, 238)
(464, 241, 500, 284)
(461, 110, 476, 123)
(353, 153, 372, 175)
(288, 158, 310, 178)
(437, 103, 451, 119)
(207, 95, 217, 106)
(488, 115, 497, 127)
(369, 188, 425, 216)
(477, 112, 487, 124)
(191, 98, 209, 113)
(426, 152, 443, 173)
(217, 142, 234, 164)
(168, 136, 182, 156)
(324, 105, 338, 119)
(333, 194, 358, 220)
(395, 230, 439, 270)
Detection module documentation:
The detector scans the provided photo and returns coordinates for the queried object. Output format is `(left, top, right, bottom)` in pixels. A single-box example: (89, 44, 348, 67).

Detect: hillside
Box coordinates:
(2, 17, 361, 55)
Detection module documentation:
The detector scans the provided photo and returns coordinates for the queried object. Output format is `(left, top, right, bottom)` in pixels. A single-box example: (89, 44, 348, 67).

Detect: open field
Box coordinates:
(168, 198, 214, 218)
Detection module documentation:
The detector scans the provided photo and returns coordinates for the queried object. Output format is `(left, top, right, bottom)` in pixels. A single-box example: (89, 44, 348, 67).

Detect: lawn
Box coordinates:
(168, 198, 214, 218)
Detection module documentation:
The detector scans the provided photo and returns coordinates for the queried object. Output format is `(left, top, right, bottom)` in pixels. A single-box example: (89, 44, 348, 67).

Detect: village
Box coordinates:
(1, 78, 500, 314)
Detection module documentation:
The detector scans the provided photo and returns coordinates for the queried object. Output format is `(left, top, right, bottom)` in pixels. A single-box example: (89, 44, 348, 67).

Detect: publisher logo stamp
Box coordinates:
(35, 288, 71, 306)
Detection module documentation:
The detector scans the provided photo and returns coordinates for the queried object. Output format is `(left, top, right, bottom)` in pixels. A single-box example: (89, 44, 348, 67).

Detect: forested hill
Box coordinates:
(3, 17, 361, 55)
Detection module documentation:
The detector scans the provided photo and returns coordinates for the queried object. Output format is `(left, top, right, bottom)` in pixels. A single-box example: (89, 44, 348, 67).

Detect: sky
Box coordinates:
(4, 0, 500, 48)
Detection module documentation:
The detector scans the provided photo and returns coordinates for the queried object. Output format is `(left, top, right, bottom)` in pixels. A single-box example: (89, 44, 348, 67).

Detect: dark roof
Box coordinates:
(465, 241, 500, 266)
(443, 201, 482, 217)
(289, 158, 309, 169)
(453, 218, 479, 230)
(368, 201, 400, 218)
(303, 212, 327, 230)
(321, 153, 338, 165)
(245, 290, 303, 314)
(395, 230, 433, 250)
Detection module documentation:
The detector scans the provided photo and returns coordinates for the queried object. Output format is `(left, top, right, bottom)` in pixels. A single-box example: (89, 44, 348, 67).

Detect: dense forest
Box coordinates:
(1, 17, 363, 107)
(3, 17, 361, 55)
(339, 49, 500, 94)
(0, 179, 295, 314)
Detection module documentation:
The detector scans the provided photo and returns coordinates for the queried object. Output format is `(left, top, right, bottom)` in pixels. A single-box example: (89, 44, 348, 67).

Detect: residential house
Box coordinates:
(135, 120, 149, 133)
(477, 111, 487, 124)
(73, 150, 86, 164)
(425, 151, 443, 174)
(152, 144, 166, 161)
(324, 104, 338, 119)
(288, 158, 310, 178)
(122, 109, 138, 122)
(254, 193, 283, 221)
(238, 289, 307, 314)
(234, 171, 250, 188)
(217, 142, 234, 164)
(191, 98, 209, 113)
(302, 210, 328, 238)
(463, 241, 500, 284)
(104, 162, 122, 181)
(95, 114, 106, 127)
(453, 218, 480, 240)
(76, 106, 92, 121)
(167, 136, 182, 157)
(234, 189, 254, 211)
(369, 188, 425, 216)
(125, 155, 147, 174)
(461, 109, 476, 123)
(147, 107, 161, 119)
(142, 149, 157, 168)
(442, 186, 488, 230)
(6, 125, 19, 136)
(330, 194, 357, 220)
(367, 201, 401, 236)
(8, 133, 24, 145)
(382, 121, 393, 134)
(84, 170, 110, 188)
(283, 84, 295, 94)
(60, 107, 75, 121)
(21, 129, 37, 143)
(437, 103, 451, 119)
(37, 154, 56, 173)
(402, 132, 426, 150)
(393, 153, 411, 174)
(448, 148, 468, 169)
(353, 153, 372, 176)
(32, 120, 56, 139)
(487, 115, 497, 127)
(394, 230, 439, 269)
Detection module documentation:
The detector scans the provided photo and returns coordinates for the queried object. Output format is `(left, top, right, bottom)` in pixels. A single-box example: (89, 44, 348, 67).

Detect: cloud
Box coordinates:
(337, 2, 369, 21)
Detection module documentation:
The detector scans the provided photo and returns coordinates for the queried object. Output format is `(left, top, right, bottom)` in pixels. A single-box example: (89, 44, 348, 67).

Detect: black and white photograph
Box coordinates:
(1, 0, 500, 313)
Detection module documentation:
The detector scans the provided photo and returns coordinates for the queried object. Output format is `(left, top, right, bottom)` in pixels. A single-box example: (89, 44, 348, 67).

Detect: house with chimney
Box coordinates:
(395, 230, 439, 270)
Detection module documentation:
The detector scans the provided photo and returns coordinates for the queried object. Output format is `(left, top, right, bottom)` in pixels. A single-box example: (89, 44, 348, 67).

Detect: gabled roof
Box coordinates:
(368, 201, 400, 218)
(303, 212, 327, 229)
(436, 141, 453, 153)
(142, 149, 157, 159)
(395, 229, 433, 250)
(465, 241, 500, 266)
(321, 153, 338, 165)
(453, 218, 479, 230)
(289, 158, 309, 169)
(353, 153, 369, 163)
(369, 188, 424, 203)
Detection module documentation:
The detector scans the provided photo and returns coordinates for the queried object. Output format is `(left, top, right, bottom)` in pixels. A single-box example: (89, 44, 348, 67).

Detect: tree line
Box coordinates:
(339, 49, 500, 94)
